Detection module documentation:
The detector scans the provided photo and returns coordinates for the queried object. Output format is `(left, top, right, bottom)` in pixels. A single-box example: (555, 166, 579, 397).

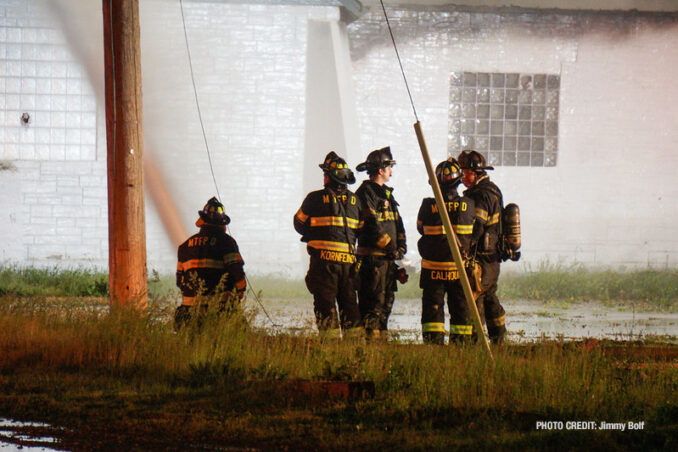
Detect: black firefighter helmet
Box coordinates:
(319, 151, 356, 185)
(356, 146, 396, 174)
(198, 197, 231, 225)
(434, 157, 462, 187)
(458, 149, 494, 172)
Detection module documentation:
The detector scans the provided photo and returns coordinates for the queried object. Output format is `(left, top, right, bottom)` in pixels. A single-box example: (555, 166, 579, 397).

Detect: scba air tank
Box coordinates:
(502, 203, 521, 261)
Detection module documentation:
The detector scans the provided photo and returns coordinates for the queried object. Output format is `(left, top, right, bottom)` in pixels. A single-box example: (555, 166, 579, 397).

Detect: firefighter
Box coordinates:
(294, 151, 363, 339)
(355, 146, 407, 340)
(175, 197, 247, 330)
(417, 158, 475, 345)
(458, 150, 507, 344)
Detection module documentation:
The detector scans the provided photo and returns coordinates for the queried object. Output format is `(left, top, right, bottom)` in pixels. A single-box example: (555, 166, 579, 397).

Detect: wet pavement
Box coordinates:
(253, 298, 678, 343)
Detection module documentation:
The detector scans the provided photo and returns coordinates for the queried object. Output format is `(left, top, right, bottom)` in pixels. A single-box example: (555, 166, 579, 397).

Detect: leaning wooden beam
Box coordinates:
(103, 0, 148, 309)
(414, 121, 493, 359)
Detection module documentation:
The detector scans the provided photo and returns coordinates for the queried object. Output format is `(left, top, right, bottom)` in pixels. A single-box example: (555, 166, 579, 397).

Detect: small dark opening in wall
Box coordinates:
(21, 112, 31, 126)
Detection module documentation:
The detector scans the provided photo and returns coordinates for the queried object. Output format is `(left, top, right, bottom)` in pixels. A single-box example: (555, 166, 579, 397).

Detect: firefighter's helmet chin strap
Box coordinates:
(325, 179, 347, 194)
(442, 183, 461, 200)
(195, 218, 225, 231)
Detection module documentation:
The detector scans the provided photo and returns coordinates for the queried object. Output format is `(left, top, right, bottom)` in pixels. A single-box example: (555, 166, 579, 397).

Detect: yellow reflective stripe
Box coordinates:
(487, 213, 500, 226)
(454, 224, 473, 235)
(346, 217, 360, 229)
(476, 208, 488, 221)
(422, 322, 446, 333)
(310, 216, 345, 227)
(178, 258, 225, 271)
(295, 208, 309, 222)
(357, 220, 365, 228)
(423, 225, 444, 235)
(223, 252, 243, 265)
(421, 259, 457, 271)
(376, 234, 391, 248)
(182, 296, 196, 306)
(450, 324, 473, 335)
(422, 225, 473, 236)
(309, 216, 361, 229)
(487, 314, 505, 327)
(308, 240, 350, 253)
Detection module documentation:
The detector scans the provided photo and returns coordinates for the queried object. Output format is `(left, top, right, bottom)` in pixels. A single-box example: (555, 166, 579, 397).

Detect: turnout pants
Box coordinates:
(420, 272, 473, 345)
(358, 256, 397, 334)
(173, 292, 242, 331)
(305, 255, 361, 337)
(476, 258, 506, 343)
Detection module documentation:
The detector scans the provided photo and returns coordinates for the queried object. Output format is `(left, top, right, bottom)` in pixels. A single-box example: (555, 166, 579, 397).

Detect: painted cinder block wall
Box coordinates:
(1, 0, 677, 274)
(0, 0, 108, 266)
(348, 8, 678, 269)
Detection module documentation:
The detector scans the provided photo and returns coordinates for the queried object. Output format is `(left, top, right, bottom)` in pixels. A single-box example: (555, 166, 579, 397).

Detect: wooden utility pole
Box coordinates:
(103, 0, 148, 309)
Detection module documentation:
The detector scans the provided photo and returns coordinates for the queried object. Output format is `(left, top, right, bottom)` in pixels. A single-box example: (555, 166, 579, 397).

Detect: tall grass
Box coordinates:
(1, 298, 676, 449)
(0, 266, 177, 299)
(2, 264, 677, 310)
(1, 300, 675, 422)
(500, 262, 678, 308)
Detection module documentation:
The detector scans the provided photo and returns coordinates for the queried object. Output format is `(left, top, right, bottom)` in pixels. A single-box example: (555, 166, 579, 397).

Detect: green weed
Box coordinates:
(0, 297, 676, 450)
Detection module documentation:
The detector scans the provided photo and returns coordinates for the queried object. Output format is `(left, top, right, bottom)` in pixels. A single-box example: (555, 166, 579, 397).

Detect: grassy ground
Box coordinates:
(0, 299, 676, 450)
(246, 264, 678, 312)
(2, 264, 678, 314)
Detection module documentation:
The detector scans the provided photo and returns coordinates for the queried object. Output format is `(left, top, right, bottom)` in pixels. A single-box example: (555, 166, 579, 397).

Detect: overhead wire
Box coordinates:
(178, 0, 280, 328)
(179, 0, 221, 202)
(378, 1, 494, 357)
(379, 0, 419, 123)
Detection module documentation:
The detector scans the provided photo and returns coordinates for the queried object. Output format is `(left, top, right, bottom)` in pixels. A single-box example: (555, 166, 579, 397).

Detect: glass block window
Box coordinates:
(448, 72, 559, 167)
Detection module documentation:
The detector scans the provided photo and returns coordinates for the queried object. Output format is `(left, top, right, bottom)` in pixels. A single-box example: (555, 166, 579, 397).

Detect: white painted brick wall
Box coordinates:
(139, 2, 339, 273)
(1, 1, 677, 274)
(348, 7, 678, 270)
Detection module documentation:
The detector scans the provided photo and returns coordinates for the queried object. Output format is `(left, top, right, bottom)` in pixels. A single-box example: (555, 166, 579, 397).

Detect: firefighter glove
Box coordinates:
(388, 247, 405, 261)
(396, 267, 409, 284)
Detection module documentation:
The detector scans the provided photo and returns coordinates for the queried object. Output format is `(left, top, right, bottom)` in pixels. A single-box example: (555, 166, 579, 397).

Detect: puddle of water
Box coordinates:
(253, 298, 678, 342)
(0, 418, 62, 451)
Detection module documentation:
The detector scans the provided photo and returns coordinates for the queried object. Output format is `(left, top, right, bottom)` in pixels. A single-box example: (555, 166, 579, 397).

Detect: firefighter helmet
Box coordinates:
(319, 151, 356, 185)
(458, 149, 494, 172)
(198, 197, 230, 225)
(435, 157, 462, 187)
(356, 146, 396, 174)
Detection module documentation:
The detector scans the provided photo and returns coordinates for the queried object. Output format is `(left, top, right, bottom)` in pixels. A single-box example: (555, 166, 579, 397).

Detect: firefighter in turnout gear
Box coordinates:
(294, 152, 363, 338)
(458, 149, 507, 343)
(175, 197, 246, 329)
(355, 146, 407, 340)
(417, 158, 475, 345)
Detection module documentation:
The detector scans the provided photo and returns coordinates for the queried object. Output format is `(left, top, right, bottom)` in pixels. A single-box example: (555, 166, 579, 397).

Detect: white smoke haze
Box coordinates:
(2, 0, 678, 277)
